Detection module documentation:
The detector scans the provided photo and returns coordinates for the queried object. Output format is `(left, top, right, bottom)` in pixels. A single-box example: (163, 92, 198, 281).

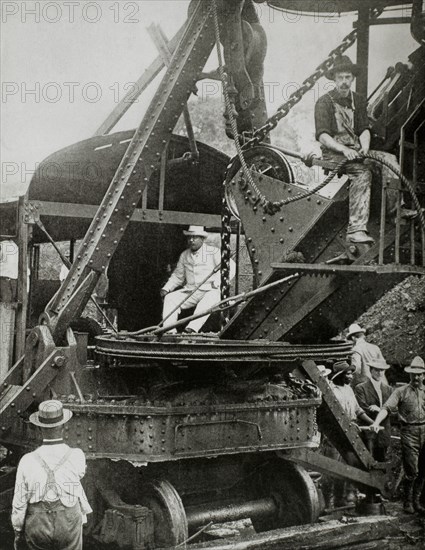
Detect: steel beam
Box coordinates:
(32, 200, 222, 228)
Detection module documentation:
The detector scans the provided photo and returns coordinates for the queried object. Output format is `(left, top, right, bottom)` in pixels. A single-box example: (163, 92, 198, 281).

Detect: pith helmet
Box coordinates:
(29, 400, 72, 428)
(325, 55, 361, 80)
(183, 225, 208, 238)
(367, 359, 390, 371)
(405, 356, 425, 374)
(346, 323, 366, 340)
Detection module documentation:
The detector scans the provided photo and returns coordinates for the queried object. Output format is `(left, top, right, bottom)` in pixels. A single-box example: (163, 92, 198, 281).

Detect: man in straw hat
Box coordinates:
(371, 356, 425, 514)
(355, 359, 392, 462)
(346, 323, 386, 387)
(11, 400, 92, 549)
(314, 55, 402, 244)
(160, 226, 235, 334)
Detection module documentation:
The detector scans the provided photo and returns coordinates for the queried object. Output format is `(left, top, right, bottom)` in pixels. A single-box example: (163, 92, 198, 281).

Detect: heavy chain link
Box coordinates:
(242, 6, 384, 150)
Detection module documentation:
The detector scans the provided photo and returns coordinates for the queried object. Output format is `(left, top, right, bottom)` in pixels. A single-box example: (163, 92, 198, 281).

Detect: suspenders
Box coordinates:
(34, 448, 74, 500)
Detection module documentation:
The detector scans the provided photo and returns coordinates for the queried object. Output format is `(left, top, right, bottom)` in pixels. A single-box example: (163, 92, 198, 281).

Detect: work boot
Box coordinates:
(403, 479, 415, 514)
(413, 478, 425, 514)
(346, 231, 375, 244)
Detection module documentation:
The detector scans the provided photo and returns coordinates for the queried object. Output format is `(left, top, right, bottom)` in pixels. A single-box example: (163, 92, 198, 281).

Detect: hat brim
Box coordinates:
(319, 368, 332, 376)
(368, 364, 390, 371)
(325, 64, 361, 80)
(404, 366, 425, 374)
(346, 329, 365, 339)
(183, 231, 208, 238)
(29, 408, 72, 428)
(331, 368, 355, 380)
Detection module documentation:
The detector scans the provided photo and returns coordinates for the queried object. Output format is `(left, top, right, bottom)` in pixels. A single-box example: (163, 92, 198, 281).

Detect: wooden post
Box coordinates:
(356, 6, 370, 97)
(14, 196, 31, 361)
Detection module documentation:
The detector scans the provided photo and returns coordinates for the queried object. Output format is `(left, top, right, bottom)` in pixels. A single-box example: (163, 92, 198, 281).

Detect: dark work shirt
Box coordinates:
(383, 384, 425, 424)
(314, 89, 371, 141)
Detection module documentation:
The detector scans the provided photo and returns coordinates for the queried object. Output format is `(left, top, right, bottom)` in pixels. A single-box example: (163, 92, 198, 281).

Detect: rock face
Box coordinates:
(355, 276, 425, 366)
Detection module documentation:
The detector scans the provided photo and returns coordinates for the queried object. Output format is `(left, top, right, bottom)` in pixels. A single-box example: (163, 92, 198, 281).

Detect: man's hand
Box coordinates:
(341, 146, 361, 161)
(370, 422, 381, 434)
(368, 405, 381, 413)
(14, 531, 24, 550)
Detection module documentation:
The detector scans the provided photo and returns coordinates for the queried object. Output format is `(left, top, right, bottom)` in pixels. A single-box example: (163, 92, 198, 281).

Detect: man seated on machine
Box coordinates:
(315, 55, 406, 245)
(160, 226, 235, 334)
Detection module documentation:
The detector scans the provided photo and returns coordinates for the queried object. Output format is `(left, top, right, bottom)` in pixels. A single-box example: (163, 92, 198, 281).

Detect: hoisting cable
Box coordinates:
(129, 251, 237, 336)
(127, 272, 301, 337)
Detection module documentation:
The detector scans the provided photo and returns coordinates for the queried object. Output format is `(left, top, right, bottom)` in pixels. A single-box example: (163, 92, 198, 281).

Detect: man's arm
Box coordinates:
(359, 129, 371, 155)
(161, 252, 186, 294)
(352, 390, 374, 424)
(371, 387, 400, 432)
(319, 133, 361, 160)
(11, 459, 29, 534)
(371, 408, 389, 432)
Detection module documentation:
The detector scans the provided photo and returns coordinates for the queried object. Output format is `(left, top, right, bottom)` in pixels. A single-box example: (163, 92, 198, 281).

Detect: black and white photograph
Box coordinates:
(1, 1, 425, 548)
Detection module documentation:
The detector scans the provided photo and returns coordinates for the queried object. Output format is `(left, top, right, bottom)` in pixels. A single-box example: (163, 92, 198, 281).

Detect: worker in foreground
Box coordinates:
(371, 356, 425, 514)
(160, 225, 235, 333)
(11, 400, 92, 550)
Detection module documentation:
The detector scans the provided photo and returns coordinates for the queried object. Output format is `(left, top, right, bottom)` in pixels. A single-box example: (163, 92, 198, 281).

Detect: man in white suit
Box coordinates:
(160, 226, 235, 333)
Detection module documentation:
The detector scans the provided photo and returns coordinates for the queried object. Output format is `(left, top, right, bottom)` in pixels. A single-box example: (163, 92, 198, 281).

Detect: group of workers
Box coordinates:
(320, 323, 425, 515)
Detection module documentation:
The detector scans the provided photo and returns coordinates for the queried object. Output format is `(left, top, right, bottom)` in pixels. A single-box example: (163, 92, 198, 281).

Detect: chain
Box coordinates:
(242, 6, 385, 150)
(217, 4, 384, 215)
(220, 191, 232, 328)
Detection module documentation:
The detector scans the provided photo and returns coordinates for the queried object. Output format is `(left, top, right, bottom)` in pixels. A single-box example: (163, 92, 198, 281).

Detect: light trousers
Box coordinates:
(162, 288, 221, 333)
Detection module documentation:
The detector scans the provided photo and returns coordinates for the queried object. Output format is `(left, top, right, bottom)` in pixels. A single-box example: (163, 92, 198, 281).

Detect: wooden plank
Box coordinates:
(14, 196, 29, 362)
(186, 517, 399, 550)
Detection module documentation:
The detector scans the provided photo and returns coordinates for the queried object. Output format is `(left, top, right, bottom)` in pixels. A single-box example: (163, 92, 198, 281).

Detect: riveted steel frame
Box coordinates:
(44, 0, 216, 342)
(7, 399, 320, 462)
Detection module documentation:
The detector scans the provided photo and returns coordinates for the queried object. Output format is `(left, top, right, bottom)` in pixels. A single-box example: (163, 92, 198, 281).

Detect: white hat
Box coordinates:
(183, 225, 208, 238)
(367, 359, 390, 371)
(317, 364, 331, 377)
(29, 400, 72, 428)
(405, 356, 425, 374)
(346, 323, 366, 340)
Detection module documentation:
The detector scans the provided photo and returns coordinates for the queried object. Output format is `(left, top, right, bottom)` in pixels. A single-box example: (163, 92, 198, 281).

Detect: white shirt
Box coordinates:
(163, 242, 235, 292)
(331, 383, 363, 421)
(11, 443, 92, 531)
(370, 378, 383, 406)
